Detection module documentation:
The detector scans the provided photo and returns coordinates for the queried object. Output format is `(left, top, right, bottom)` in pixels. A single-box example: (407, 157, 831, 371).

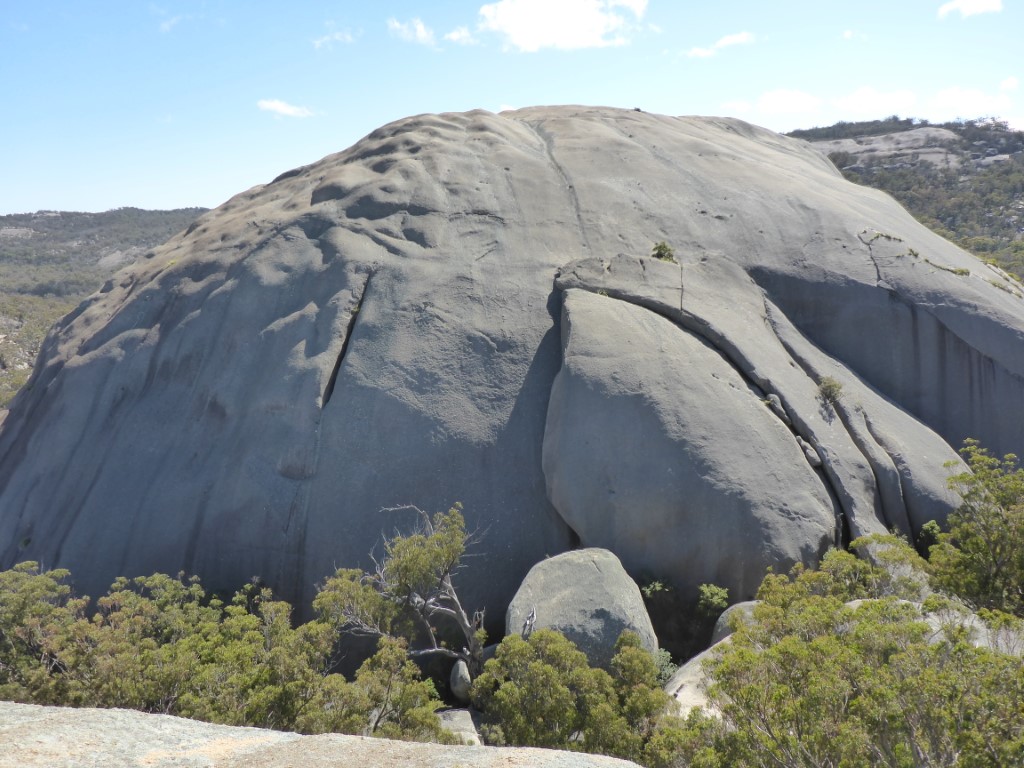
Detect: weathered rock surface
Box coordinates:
(2, 106, 1022, 633)
(437, 708, 481, 746)
(449, 660, 473, 704)
(506, 548, 657, 668)
(0, 701, 637, 768)
(710, 600, 758, 645)
(811, 126, 963, 169)
(543, 287, 836, 601)
(664, 638, 728, 717)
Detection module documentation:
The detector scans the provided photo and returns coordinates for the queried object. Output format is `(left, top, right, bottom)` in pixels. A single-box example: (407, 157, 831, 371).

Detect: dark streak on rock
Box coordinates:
(322, 273, 373, 408)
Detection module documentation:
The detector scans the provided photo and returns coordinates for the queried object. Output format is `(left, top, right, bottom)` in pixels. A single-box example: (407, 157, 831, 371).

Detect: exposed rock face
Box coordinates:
(506, 548, 657, 668)
(449, 660, 473, 704)
(710, 601, 758, 645)
(1, 106, 1022, 632)
(664, 638, 727, 717)
(0, 701, 638, 768)
(437, 708, 482, 746)
(544, 286, 836, 598)
(810, 126, 963, 169)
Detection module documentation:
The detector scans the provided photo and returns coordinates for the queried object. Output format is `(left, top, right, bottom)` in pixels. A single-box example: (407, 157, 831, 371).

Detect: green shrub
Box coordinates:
(817, 375, 843, 406)
(684, 545, 1024, 767)
(0, 563, 452, 740)
(651, 241, 676, 263)
(696, 584, 729, 618)
(931, 440, 1024, 616)
(470, 629, 677, 762)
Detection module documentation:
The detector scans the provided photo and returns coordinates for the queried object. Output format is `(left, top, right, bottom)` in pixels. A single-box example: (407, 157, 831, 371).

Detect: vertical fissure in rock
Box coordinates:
(323, 273, 373, 408)
(762, 302, 876, 549)
(856, 230, 887, 288)
(521, 119, 591, 256)
(860, 412, 916, 539)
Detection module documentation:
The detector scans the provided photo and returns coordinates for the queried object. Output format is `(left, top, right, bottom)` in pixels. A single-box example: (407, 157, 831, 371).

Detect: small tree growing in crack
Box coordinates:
(817, 376, 843, 408)
(651, 241, 677, 263)
(313, 503, 487, 679)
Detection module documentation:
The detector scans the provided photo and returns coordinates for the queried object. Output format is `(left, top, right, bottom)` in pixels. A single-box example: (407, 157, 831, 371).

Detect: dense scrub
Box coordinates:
(671, 543, 1024, 767)
(0, 566, 455, 741)
(668, 441, 1024, 767)
(2, 444, 1023, 765)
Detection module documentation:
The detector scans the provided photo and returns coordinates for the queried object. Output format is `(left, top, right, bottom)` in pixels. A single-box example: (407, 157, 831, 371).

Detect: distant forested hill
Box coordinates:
(0, 207, 206, 406)
(789, 117, 1024, 278)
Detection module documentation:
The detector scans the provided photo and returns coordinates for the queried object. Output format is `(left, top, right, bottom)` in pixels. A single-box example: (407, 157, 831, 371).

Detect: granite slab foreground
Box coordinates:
(0, 701, 640, 768)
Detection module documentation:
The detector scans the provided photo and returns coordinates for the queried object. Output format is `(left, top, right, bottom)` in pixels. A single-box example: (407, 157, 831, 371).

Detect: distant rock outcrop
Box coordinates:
(2, 106, 1022, 640)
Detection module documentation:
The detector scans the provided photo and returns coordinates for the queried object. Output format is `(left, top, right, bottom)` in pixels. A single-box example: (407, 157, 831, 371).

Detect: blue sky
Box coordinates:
(1, 0, 1020, 214)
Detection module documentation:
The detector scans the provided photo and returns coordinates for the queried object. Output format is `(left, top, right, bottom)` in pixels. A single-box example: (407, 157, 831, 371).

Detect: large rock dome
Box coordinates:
(2, 106, 1022, 632)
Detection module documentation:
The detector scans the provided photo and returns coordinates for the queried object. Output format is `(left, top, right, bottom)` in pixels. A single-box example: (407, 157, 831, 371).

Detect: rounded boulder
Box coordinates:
(505, 548, 658, 669)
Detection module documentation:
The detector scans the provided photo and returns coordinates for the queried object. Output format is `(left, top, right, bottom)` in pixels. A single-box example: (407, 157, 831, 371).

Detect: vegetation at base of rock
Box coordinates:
(3, 448, 1024, 764)
(0, 564, 455, 743)
(695, 584, 728, 617)
(313, 503, 487, 676)
(0, 505, 690, 764)
(673, 542, 1024, 767)
(470, 629, 680, 764)
(665, 439, 1024, 766)
(929, 440, 1024, 617)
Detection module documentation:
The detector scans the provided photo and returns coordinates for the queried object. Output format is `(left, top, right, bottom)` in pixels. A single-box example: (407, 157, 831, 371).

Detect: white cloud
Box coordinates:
(477, 0, 647, 52)
(686, 30, 754, 58)
(937, 0, 1002, 18)
(928, 86, 1012, 119)
(757, 89, 823, 115)
(313, 30, 355, 49)
(160, 15, 183, 33)
(611, 0, 647, 14)
(444, 26, 478, 44)
(721, 99, 753, 115)
(387, 17, 436, 46)
(1000, 76, 1019, 92)
(716, 31, 754, 48)
(257, 99, 314, 118)
(832, 86, 918, 118)
(842, 29, 855, 39)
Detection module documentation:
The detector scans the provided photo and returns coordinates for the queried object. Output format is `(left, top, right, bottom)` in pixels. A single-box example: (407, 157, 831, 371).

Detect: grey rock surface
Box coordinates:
(664, 638, 728, 717)
(506, 548, 658, 669)
(1, 106, 1020, 636)
(710, 600, 758, 645)
(437, 708, 481, 746)
(0, 701, 638, 768)
(543, 287, 837, 602)
(449, 660, 472, 704)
